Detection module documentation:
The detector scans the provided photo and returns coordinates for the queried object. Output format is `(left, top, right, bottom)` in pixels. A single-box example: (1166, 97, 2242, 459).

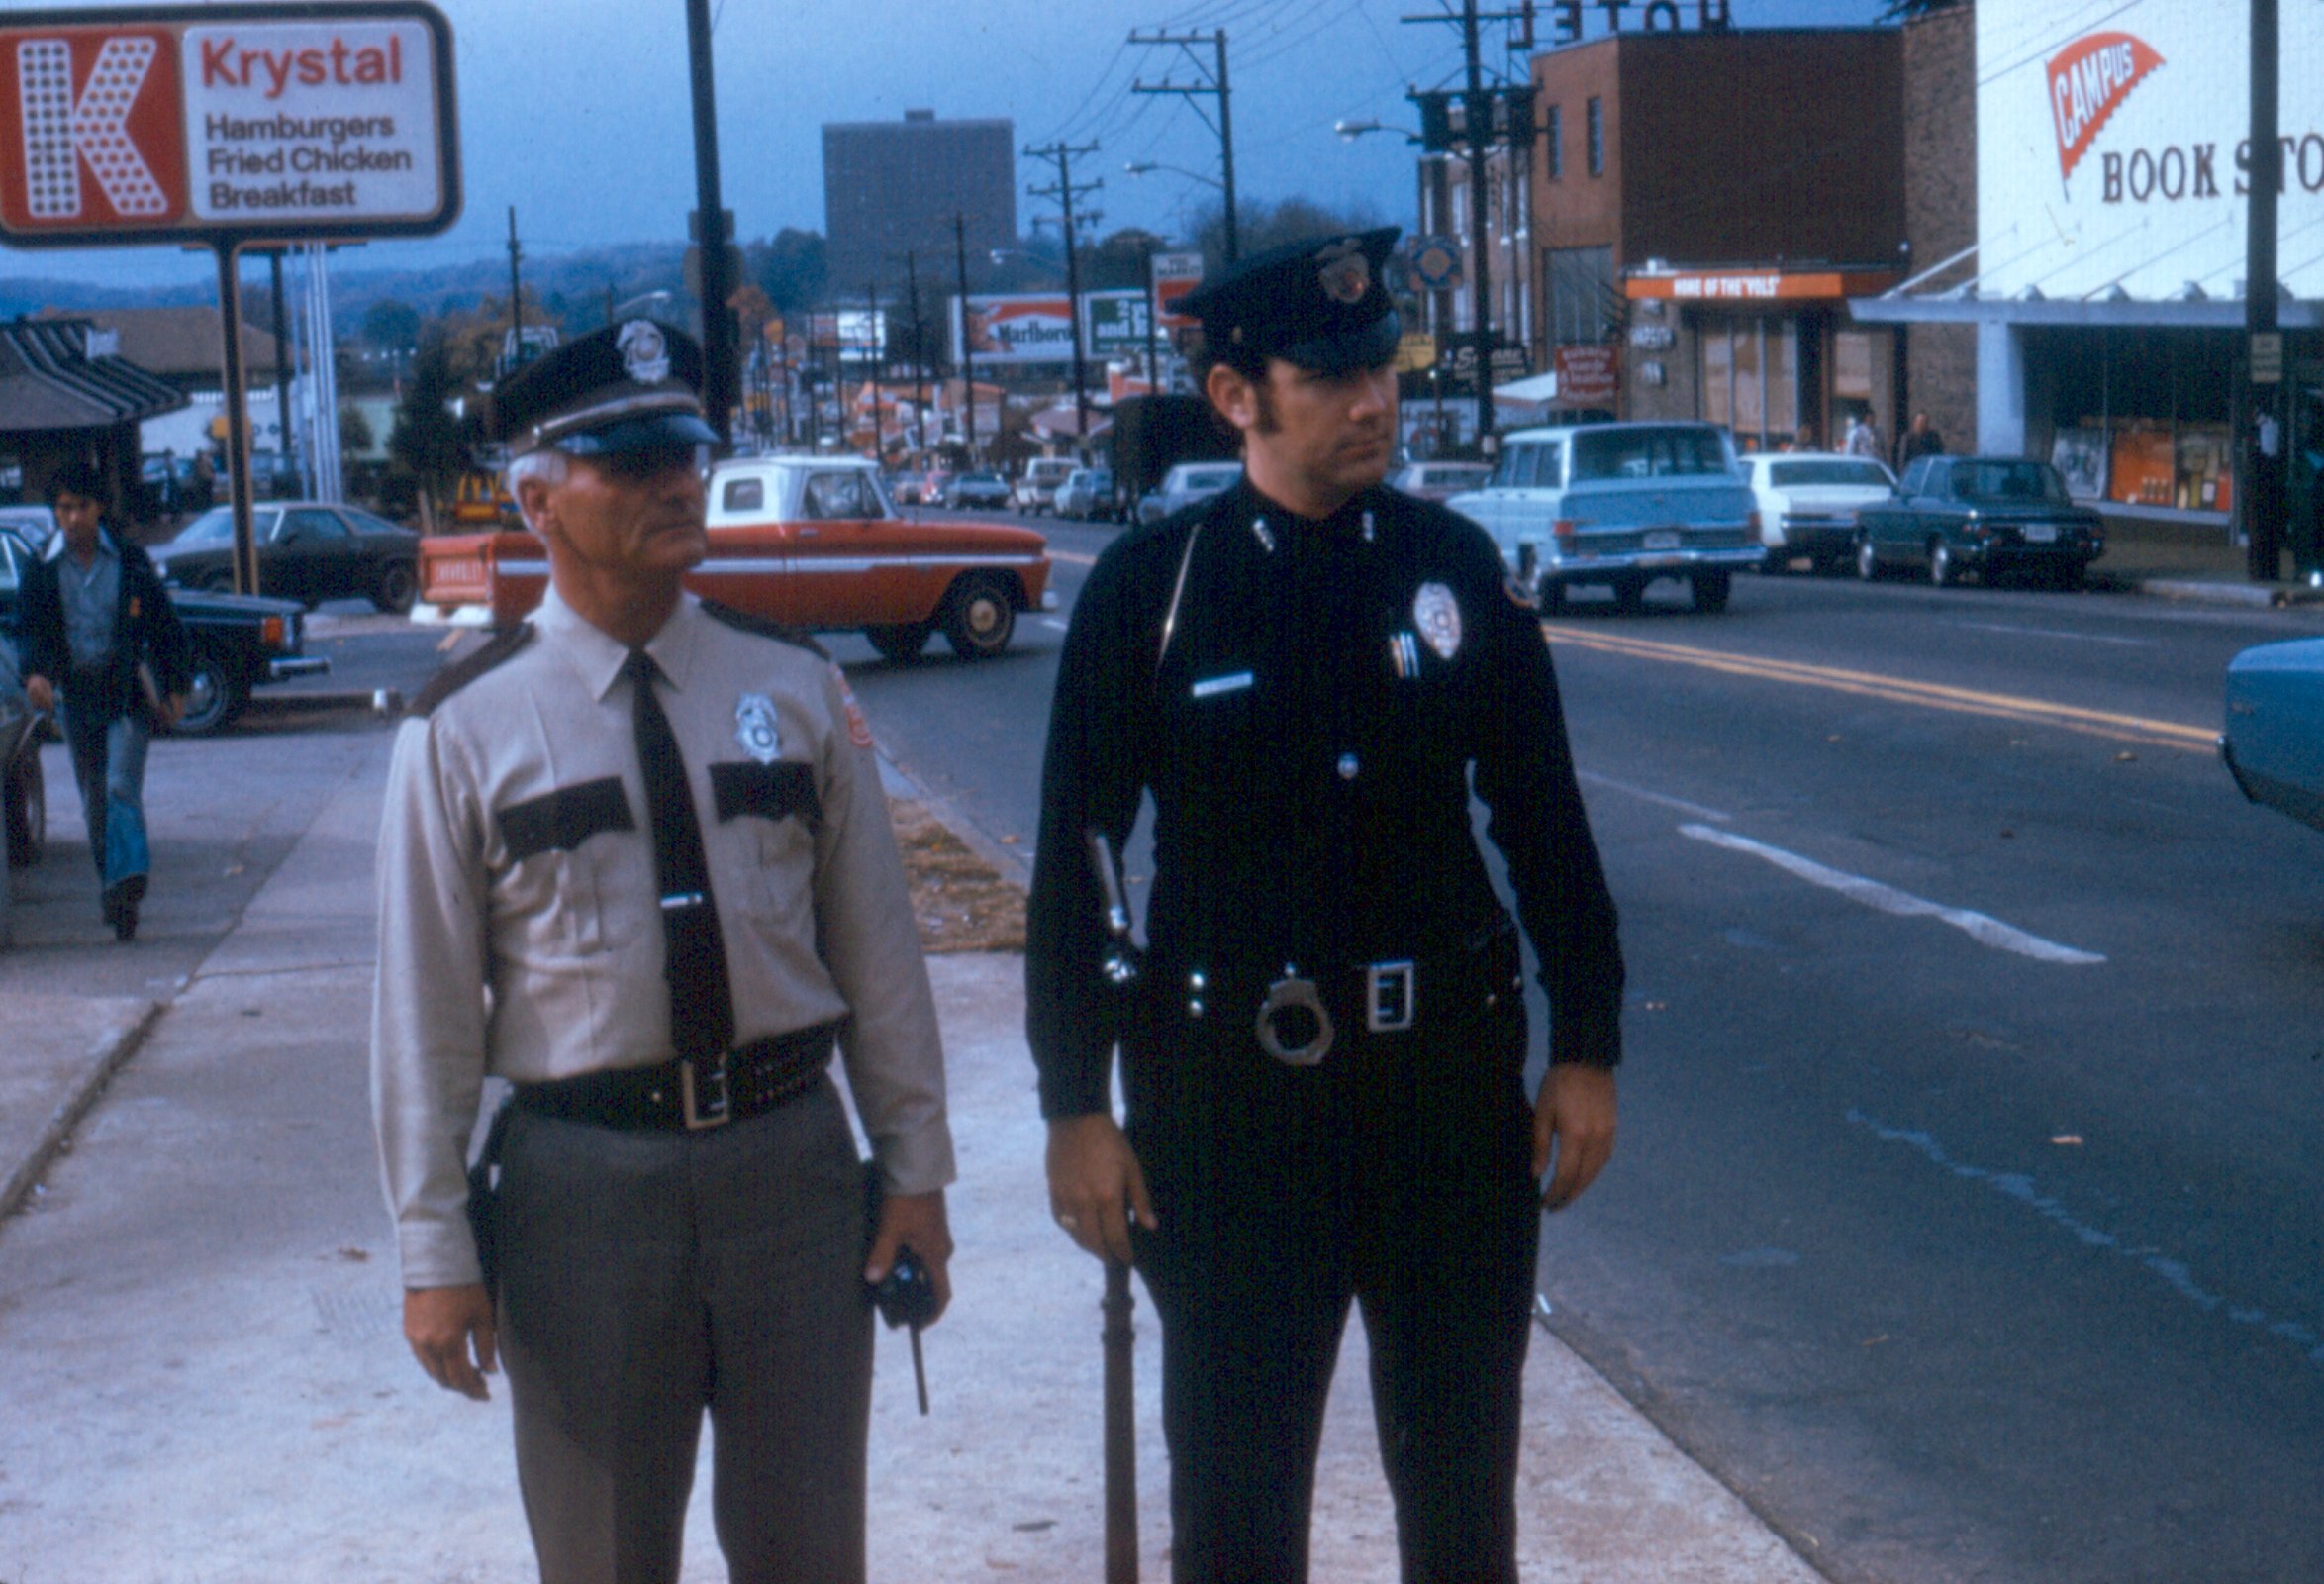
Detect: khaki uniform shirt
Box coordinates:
(372, 587, 953, 1288)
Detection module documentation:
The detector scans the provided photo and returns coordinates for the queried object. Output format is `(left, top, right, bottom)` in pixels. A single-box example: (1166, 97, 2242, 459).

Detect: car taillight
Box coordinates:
(261, 616, 285, 645)
(1553, 519, 1578, 551)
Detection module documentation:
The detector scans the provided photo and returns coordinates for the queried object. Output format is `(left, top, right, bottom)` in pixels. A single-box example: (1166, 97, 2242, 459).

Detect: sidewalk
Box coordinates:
(0, 737, 1823, 1580)
(2090, 508, 2324, 607)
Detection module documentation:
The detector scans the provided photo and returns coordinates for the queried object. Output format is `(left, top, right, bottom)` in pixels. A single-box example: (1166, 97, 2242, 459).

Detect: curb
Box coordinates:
(873, 742, 1033, 890)
(2129, 576, 2324, 609)
(0, 997, 163, 1222)
(243, 687, 405, 721)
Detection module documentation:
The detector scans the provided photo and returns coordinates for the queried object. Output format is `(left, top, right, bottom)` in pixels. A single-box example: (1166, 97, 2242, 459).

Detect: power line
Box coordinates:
(1024, 139, 1104, 447)
(1130, 27, 1242, 261)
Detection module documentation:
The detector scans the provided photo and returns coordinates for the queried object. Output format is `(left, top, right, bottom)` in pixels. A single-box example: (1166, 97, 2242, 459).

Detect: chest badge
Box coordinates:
(734, 693, 783, 764)
(1414, 582, 1463, 661)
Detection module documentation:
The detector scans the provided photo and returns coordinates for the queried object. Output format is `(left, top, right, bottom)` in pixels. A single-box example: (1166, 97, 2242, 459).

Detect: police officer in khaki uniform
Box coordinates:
(372, 322, 954, 1584)
(1028, 231, 1625, 1581)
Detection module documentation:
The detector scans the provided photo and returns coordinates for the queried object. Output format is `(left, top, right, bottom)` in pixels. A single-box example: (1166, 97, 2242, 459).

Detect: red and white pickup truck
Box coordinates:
(418, 454, 1055, 660)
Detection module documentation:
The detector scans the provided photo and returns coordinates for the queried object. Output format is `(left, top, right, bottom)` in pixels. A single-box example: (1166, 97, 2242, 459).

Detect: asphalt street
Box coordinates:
(845, 531, 2324, 1584)
(12, 532, 2320, 1582)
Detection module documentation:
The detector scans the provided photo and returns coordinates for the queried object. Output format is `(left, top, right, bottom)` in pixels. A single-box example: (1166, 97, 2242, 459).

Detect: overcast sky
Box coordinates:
(0, 0, 1888, 294)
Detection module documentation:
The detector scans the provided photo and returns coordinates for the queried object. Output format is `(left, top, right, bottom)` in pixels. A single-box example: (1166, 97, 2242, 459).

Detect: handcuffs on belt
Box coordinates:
(1252, 960, 1415, 1066)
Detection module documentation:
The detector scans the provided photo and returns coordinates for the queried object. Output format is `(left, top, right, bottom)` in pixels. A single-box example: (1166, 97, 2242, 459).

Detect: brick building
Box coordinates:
(1528, 28, 1906, 450)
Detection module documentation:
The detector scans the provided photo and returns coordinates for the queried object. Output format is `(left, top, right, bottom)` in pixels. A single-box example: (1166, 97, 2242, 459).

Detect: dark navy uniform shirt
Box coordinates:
(1026, 476, 1624, 1120)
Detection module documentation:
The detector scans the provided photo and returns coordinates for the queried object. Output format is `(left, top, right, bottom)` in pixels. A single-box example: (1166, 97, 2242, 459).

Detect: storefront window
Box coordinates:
(2044, 327, 2236, 512)
(1697, 316, 1799, 451)
(1546, 105, 1562, 180)
(1587, 98, 1604, 177)
(1546, 246, 1616, 346)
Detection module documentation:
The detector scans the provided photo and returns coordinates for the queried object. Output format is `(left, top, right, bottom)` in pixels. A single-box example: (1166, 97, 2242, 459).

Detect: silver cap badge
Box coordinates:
(618, 319, 671, 384)
(1414, 582, 1462, 661)
(734, 693, 782, 764)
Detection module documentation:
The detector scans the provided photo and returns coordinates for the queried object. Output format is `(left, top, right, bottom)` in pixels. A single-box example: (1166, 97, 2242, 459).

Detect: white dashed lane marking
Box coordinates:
(1679, 823, 2106, 965)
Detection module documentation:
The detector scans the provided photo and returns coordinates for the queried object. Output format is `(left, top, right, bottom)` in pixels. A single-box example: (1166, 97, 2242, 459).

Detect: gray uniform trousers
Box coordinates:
(494, 1075, 873, 1584)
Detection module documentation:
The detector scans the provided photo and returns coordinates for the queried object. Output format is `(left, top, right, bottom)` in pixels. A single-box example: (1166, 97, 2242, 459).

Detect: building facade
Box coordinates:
(822, 112, 1017, 293)
(1858, 0, 2323, 529)
(1527, 28, 1906, 451)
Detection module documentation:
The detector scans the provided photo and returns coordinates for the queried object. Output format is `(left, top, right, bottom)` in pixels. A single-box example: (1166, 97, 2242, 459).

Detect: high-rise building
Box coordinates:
(823, 111, 1017, 292)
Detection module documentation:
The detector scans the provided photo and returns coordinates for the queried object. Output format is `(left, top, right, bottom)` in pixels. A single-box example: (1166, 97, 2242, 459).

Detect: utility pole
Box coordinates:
(904, 250, 929, 459)
(2245, 0, 2283, 581)
(866, 277, 887, 463)
(266, 250, 298, 495)
(1405, 0, 1533, 448)
(1025, 140, 1102, 452)
(953, 212, 978, 461)
(684, 0, 736, 447)
(1129, 28, 1239, 263)
(507, 205, 524, 366)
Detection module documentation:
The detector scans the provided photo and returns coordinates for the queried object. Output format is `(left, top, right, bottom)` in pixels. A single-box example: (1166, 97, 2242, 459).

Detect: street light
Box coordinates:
(1123, 159, 1223, 190)
(1332, 118, 1421, 143)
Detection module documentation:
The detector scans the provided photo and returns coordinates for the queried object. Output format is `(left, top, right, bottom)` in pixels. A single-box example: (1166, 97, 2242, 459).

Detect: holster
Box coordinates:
(465, 1095, 517, 1298)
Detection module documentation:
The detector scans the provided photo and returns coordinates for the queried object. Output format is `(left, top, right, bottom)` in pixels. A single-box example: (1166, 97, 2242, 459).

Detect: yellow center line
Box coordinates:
(1545, 623, 2218, 753)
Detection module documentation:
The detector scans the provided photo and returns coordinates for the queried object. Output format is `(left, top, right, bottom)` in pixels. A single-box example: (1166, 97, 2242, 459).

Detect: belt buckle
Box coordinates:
(1365, 960, 1415, 1033)
(679, 1054, 732, 1129)
(1256, 973, 1334, 1066)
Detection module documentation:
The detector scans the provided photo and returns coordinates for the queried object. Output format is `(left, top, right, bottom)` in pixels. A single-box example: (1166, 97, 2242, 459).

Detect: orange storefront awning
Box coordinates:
(1625, 269, 1901, 303)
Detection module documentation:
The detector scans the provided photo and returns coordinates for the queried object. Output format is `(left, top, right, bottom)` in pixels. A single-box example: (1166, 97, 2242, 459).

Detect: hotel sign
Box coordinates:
(0, 2, 458, 247)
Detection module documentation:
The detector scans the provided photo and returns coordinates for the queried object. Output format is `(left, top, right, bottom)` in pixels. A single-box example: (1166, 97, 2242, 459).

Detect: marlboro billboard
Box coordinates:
(0, 1, 459, 247)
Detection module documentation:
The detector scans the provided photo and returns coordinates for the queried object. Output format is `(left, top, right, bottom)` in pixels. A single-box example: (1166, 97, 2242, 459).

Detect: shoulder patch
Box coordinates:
(406, 624, 535, 718)
(700, 598, 829, 660)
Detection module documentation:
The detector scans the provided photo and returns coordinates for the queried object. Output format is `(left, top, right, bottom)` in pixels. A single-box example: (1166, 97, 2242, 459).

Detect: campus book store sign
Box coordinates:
(1978, 0, 2320, 300)
(0, 2, 457, 247)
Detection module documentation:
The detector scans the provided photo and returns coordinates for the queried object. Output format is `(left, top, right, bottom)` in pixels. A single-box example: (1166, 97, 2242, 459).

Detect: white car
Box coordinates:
(1736, 452, 1897, 575)
(1014, 457, 1076, 515)
(1137, 461, 1243, 526)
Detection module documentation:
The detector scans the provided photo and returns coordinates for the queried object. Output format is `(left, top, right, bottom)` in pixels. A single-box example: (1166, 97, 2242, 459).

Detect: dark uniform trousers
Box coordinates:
(494, 1076, 871, 1584)
(1126, 950, 1541, 1584)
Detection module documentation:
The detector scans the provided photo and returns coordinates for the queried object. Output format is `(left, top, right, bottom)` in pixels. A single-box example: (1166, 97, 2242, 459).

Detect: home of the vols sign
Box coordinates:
(0, 3, 456, 246)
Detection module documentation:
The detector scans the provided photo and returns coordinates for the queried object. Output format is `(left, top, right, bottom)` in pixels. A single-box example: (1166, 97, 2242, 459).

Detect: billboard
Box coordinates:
(951, 289, 1149, 366)
(0, 2, 458, 247)
(1977, 0, 2323, 300)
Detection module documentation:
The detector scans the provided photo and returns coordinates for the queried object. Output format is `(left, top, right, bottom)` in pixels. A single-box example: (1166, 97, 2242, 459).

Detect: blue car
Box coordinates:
(2222, 637, 2324, 834)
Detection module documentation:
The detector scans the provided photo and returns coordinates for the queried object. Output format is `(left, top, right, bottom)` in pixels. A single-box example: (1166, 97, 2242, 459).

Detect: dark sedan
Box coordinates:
(150, 502, 422, 613)
(1853, 456, 2104, 589)
(0, 524, 329, 737)
(943, 471, 1014, 511)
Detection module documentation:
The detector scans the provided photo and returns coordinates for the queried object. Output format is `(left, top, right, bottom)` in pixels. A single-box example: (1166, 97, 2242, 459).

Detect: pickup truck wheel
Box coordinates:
(1928, 539, 1957, 588)
(1856, 536, 1881, 582)
(865, 622, 932, 662)
(372, 559, 419, 615)
(943, 573, 1016, 659)
(1691, 570, 1733, 613)
(172, 647, 247, 736)
(5, 746, 44, 869)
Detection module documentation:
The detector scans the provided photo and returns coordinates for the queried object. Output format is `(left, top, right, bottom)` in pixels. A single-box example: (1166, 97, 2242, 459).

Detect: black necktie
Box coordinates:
(624, 649, 734, 1062)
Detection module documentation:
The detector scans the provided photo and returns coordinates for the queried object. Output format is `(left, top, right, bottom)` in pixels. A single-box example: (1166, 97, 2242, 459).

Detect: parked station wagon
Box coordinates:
(1447, 422, 1763, 612)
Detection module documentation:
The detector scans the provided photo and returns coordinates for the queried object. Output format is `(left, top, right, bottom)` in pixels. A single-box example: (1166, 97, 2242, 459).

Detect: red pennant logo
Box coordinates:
(2048, 32, 2166, 183)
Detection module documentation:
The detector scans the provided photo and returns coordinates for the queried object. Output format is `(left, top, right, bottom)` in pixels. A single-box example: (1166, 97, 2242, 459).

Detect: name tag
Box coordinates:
(1192, 671, 1254, 700)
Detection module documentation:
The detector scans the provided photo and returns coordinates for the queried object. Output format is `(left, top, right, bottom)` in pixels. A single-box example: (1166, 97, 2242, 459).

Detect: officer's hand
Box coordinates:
(1046, 1113, 1156, 1266)
(159, 693, 186, 729)
(24, 674, 52, 714)
(1533, 1064, 1617, 1211)
(403, 1283, 498, 1401)
(866, 1188, 954, 1325)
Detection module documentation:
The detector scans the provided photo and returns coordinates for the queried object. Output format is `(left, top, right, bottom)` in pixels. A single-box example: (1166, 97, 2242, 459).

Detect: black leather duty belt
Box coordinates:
(1161, 931, 1523, 1068)
(513, 1021, 840, 1132)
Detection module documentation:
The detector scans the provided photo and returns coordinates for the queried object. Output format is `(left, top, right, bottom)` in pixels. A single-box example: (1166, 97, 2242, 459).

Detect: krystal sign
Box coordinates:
(1977, 0, 2321, 301)
(0, 2, 458, 247)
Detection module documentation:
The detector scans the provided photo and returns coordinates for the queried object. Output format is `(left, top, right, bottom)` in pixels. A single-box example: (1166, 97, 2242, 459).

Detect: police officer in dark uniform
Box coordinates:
(1026, 230, 1625, 1582)
(374, 323, 954, 1584)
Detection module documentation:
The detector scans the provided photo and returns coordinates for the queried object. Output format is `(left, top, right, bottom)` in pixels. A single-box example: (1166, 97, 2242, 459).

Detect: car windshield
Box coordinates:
(175, 507, 279, 543)
(1952, 462, 2067, 503)
(1570, 428, 1732, 481)
(1769, 459, 1891, 488)
(1178, 466, 1240, 490)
